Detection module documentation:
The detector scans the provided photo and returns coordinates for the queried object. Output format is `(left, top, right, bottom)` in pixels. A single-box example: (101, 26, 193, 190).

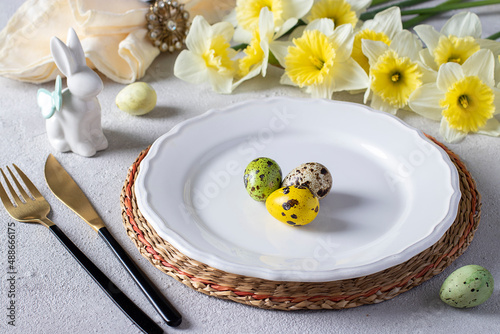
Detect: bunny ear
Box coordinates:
(50, 36, 78, 77)
(66, 28, 86, 66)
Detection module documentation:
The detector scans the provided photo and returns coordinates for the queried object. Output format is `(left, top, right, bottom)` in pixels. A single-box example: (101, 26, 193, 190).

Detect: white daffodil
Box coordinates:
(352, 6, 402, 74)
(304, 0, 372, 28)
(496, 54, 500, 86)
(409, 49, 500, 143)
(233, 7, 275, 89)
(362, 30, 436, 115)
(174, 15, 237, 94)
(272, 19, 369, 99)
(414, 11, 500, 72)
(229, 0, 313, 43)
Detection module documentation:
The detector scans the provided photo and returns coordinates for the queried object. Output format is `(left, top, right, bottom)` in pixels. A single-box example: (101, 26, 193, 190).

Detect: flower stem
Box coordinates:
(268, 51, 282, 68)
(400, 0, 500, 16)
(401, 0, 462, 29)
(370, 0, 395, 6)
(232, 43, 248, 51)
(486, 31, 500, 40)
(360, 0, 432, 21)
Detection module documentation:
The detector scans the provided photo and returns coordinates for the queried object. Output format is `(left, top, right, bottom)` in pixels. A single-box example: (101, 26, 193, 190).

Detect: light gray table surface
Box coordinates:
(1, 1, 499, 333)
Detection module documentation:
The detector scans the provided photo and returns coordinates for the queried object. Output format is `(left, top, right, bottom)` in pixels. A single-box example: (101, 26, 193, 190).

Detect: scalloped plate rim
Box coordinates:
(135, 97, 461, 282)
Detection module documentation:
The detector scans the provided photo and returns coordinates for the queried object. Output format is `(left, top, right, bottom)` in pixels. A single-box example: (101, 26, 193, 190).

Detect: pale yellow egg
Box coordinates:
(116, 82, 157, 116)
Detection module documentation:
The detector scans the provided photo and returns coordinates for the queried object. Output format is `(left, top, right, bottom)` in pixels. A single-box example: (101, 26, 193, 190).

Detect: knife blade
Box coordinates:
(44, 154, 182, 327)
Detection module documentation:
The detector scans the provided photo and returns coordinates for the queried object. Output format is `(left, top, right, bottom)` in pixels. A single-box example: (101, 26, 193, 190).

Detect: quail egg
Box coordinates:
(266, 185, 319, 226)
(243, 158, 282, 201)
(439, 265, 494, 308)
(282, 162, 332, 199)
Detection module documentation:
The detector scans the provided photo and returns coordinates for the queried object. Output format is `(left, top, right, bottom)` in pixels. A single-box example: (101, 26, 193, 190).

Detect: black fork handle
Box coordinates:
(49, 225, 163, 334)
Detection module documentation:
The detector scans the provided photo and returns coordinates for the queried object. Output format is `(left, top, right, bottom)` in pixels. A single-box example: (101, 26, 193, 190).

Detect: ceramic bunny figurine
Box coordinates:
(38, 28, 108, 157)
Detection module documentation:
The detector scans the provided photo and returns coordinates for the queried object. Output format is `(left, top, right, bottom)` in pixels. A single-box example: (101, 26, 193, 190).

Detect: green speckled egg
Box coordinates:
(243, 158, 282, 201)
(440, 265, 494, 308)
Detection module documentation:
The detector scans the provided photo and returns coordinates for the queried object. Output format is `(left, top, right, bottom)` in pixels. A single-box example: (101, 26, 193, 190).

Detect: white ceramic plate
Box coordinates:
(135, 97, 460, 282)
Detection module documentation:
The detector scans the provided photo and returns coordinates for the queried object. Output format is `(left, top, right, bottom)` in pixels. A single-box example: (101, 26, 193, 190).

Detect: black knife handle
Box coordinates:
(98, 227, 182, 327)
(49, 225, 163, 334)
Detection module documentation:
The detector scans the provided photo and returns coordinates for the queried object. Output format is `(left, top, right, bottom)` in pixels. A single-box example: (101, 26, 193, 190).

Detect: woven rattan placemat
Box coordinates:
(120, 135, 481, 310)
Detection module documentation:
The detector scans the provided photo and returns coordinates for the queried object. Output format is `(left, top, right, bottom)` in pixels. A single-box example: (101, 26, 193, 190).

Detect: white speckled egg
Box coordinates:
(439, 265, 494, 308)
(282, 162, 332, 199)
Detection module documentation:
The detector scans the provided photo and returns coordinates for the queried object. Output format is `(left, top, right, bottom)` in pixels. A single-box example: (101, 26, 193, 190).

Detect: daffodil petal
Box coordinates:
(494, 87, 500, 114)
(258, 7, 275, 74)
(478, 39, 500, 84)
(441, 12, 481, 39)
(307, 81, 335, 99)
(440, 118, 467, 143)
(330, 24, 354, 61)
(462, 49, 495, 86)
(261, 52, 269, 77)
(371, 94, 398, 114)
(477, 38, 500, 56)
(207, 68, 233, 94)
(186, 16, 211, 53)
(277, 18, 299, 39)
(233, 27, 252, 43)
(269, 41, 290, 67)
(350, 0, 372, 15)
(283, 0, 314, 21)
(419, 48, 438, 71)
(259, 7, 275, 39)
(408, 83, 443, 121)
(232, 61, 263, 90)
(477, 117, 500, 137)
(260, 41, 270, 77)
(362, 40, 389, 66)
(280, 72, 298, 87)
(436, 62, 463, 92)
(330, 57, 369, 91)
(305, 18, 335, 36)
(414, 25, 441, 54)
(223, 9, 238, 26)
(366, 6, 402, 39)
(419, 61, 437, 83)
(173, 50, 208, 84)
(211, 21, 235, 42)
(391, 30, 422, 61)
(363, 85, 372, 104)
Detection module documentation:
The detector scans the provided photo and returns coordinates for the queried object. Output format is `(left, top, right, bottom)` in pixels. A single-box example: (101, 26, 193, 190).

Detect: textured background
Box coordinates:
(1, 1, 499, 333)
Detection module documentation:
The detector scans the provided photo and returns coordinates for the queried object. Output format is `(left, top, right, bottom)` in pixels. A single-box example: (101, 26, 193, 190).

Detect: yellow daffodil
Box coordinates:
(362, 30, 436, 115)
(415, 11, 500, 72)
(174, 16, 237, 94)
(233, 7, 275, 89)
(304, 0, 372, 28)
(229, 0, 313, 43)
(272, 19, 369, 99)
(352, 7, 402, 74)
(409, 49, 500, 143)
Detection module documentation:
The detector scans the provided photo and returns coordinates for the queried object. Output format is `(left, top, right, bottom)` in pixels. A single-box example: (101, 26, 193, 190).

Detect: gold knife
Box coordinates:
(44, 154, 182, 327)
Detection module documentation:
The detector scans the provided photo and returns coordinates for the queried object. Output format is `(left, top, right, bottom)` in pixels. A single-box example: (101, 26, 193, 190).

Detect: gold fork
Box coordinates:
(0, 164, 163, 334)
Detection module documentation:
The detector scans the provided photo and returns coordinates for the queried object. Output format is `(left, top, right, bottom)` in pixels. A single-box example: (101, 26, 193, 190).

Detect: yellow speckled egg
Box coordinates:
(265, 185, 319, 226)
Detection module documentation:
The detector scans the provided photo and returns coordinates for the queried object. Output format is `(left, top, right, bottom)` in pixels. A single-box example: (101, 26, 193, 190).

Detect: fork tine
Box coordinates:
(0, 168, 21, 207)
(0, 169, 15, 209)
(13, 164, 43, 199)
(7, 166, 31, 202)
